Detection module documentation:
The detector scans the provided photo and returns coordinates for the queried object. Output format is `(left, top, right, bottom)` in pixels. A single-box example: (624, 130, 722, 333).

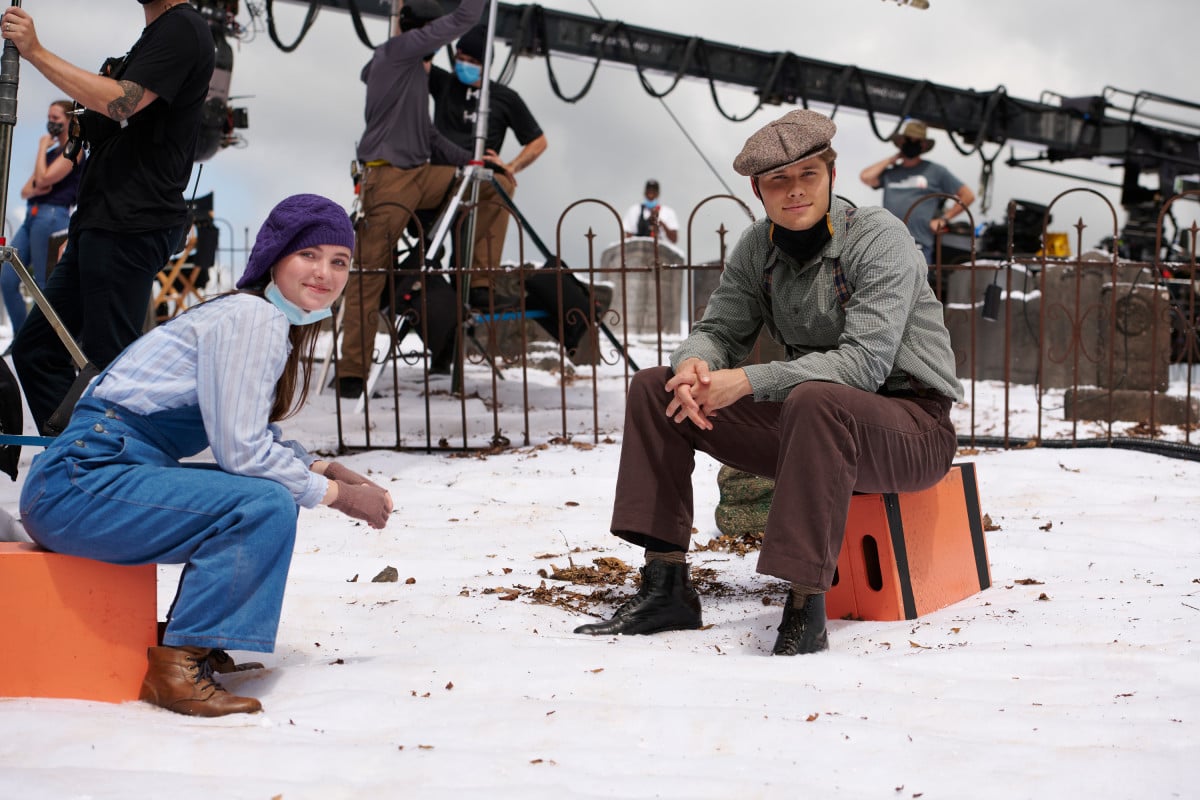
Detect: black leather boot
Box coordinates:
(573, 559, 703, 636)
(771, 592, 830, 655)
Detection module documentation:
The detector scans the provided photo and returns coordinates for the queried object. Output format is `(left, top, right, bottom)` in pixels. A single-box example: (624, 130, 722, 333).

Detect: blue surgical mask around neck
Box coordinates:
(642, 198, 660, 210)
(264, 280, 333, 326)
(454, 61, 483, 86)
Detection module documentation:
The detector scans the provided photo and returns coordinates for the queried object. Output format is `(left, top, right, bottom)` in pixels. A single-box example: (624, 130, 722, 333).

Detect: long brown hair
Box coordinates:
(220, 288, 324, 423)
(271, 320, 323, 422)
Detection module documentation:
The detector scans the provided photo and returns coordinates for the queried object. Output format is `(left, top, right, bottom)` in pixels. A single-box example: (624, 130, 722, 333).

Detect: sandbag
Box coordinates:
(714, 465, 775, 538)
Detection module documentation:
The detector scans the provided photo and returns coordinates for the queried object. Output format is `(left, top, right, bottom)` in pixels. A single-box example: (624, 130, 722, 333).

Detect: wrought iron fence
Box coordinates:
(227, 189, 1198, 458)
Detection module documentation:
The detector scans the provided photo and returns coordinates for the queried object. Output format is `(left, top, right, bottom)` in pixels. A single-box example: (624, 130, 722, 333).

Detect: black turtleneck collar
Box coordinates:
(770, 218, 831, 264)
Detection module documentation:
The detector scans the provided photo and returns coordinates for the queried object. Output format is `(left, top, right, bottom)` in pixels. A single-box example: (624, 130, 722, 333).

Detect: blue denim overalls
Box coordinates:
(19, 379, 300, 653)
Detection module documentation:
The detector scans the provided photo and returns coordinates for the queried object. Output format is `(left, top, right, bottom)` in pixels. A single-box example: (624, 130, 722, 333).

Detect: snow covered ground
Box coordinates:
(1, 346, 1198, 800)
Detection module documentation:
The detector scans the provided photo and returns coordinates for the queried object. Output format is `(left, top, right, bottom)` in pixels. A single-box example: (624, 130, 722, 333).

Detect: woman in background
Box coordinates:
(3, 99, 83, 342)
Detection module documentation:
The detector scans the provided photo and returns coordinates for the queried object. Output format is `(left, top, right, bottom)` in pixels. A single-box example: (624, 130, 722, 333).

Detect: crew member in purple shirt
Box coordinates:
(338, 0, 507, 399)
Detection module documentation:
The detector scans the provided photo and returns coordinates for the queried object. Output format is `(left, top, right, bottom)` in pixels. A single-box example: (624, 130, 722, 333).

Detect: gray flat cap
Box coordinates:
(733, 109, 837, 177)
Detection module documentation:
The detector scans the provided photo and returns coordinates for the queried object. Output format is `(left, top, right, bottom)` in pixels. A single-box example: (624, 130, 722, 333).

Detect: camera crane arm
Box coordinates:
(267, 1, 1200, 256)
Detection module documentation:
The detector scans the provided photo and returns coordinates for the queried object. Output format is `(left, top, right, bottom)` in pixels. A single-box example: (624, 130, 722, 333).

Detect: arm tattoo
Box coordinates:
(108, 80, 146, 122)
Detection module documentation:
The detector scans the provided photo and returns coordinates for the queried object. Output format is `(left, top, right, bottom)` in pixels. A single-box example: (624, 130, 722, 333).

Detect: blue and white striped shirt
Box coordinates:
(94, 293, 328, 508)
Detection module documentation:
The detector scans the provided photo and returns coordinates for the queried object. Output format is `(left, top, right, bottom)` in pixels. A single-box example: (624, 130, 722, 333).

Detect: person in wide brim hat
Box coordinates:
(860, 117, 975, 262)
(889, 119, 935, 153)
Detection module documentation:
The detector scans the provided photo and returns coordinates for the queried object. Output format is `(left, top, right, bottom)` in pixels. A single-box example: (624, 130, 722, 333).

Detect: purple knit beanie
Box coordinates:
(237, 194, 355, 289)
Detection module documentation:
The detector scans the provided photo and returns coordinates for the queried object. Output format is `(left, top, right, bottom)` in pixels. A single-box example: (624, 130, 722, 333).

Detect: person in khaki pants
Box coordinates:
(339, 0, 505, 398)
(573, 109, 963, 655)
(341, 160, 461, 396)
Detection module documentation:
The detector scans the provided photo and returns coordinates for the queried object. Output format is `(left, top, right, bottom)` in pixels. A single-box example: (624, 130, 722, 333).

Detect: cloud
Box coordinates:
(6, 0, 1198, 268)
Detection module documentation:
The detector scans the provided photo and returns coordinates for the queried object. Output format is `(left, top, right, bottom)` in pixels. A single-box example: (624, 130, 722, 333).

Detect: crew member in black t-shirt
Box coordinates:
(429, 24, 548, 300)
(2, 1, 215, 434)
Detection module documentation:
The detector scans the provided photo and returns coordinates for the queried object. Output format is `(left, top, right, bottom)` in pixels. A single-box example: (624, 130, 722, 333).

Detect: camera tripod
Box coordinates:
(408, 0, 637, 390)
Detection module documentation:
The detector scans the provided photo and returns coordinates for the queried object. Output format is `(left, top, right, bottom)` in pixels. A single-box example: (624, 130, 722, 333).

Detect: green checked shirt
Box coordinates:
(671, 197, 964, 403)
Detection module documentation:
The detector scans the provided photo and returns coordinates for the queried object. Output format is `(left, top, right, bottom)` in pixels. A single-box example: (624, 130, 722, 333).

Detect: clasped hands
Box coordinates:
(664, 358, 751, 431)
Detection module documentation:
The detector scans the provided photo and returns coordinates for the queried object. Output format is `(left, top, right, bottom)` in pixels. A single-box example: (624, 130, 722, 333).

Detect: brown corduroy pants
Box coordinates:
(610, 366, 958, 590)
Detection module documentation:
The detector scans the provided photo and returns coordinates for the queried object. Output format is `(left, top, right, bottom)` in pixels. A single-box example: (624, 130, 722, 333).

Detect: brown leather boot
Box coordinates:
(157, 623, 264, 674)
(139, 646, 263, 717)
(207, 649, 265, 674)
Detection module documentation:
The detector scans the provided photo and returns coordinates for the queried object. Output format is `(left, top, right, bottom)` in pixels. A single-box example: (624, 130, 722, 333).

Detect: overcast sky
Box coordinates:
(4, 0, 1199, 274)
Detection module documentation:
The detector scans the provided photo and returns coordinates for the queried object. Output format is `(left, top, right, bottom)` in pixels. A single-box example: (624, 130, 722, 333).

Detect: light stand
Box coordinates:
(416, 0, 638, 385)
(418, 0, 502, 392)
(420, 0, 501, 281)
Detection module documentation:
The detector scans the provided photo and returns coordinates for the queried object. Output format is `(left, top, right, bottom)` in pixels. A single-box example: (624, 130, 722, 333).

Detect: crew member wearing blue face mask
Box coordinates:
(623, 179, 680, 244)
(429, 24, 548, 303)
(18, 195, 394, 718)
